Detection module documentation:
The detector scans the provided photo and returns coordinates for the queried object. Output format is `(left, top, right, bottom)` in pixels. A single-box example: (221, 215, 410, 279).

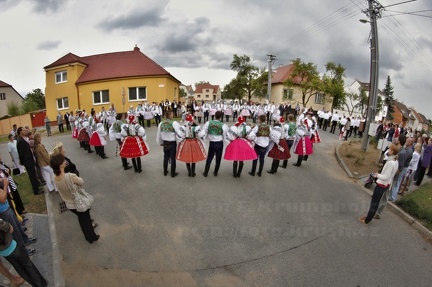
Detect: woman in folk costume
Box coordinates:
(194, 102, 204, 124)
(267, 117, 291, 174)
(240, 103, 251, 117)
(176, 114, 207, 177)
(280, 114, 297, 168)
(292, 112, 314, 167)
(89, 123, 109, 159)
(119, 115, 149, 173)
(310, 113, 321, 144)
(72, 110, 80, 139)
(209, 102, 217, 120)
(224, 102, 233, 123)
(77, 118, 94, 153)
(224, 116, 257, 178)
(248, 115, 270, 177)
(143, 102, 154, 128)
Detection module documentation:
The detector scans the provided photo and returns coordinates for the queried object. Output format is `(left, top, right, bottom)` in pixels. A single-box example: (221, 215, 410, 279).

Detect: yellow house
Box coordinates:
(44, 46, 181, 119)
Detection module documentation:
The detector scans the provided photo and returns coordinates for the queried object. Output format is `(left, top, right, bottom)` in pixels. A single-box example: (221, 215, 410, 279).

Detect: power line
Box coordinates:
(383, 0, 417, 9)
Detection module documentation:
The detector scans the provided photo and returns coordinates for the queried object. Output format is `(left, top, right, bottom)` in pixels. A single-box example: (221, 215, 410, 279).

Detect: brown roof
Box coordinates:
(0, 80, 11, 88)
(195, 83, 219, 93)
(271, 64, 304, 84)
(44, 46, 180, 84)
(354, 79, 385, 95)
(418, 113, 429, 124)
(394, 101, 411, 119)
(409, 108, 423, 123)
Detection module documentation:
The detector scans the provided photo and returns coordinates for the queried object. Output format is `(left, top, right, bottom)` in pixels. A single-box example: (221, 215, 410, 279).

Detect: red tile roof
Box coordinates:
(44, 46, 180, 84)
(195, 83, 219, 93)
(0, 80, 11, 87)
(271, 64, 304, 85)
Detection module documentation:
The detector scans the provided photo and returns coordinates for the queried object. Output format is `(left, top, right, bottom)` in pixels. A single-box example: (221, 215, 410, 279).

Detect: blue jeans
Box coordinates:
(390, 167, 407, 200)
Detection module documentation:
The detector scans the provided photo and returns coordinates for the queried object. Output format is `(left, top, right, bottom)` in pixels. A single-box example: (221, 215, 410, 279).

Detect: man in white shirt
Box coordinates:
(330, 112, 340, 134)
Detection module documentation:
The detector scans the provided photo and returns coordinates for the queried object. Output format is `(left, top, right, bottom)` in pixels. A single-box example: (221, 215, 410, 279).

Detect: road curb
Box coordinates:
(335, 142, 432, 241)
(45, 191, 65, 287)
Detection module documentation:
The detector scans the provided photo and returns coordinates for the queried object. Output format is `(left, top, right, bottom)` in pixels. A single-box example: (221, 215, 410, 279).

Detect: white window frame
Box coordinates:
(93, 90, 110, 105)
(56, 97, 69, 110)
(0, 93, 5, 100)
(315, 93, 324, 104)
(55, 71, 67, 84)
(128, 87, 147, 102)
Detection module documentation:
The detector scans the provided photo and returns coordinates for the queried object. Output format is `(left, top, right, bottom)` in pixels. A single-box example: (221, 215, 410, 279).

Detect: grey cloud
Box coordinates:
(0, 0, 21, 10)
(97, 6, 166, 31)
(30, 0, 67, 13)
(36, 40, 61, 50)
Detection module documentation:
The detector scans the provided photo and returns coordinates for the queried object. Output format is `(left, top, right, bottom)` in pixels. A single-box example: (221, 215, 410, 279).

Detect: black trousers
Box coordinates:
(206, 141, 224, 167)
(23, 162, 40, 194)
(69, 209, 98, 243)
(5, 244, 47, 287)
(365, 184, 388, 223)
(116, 139, 129, 168)
(163, 141, 177, 174)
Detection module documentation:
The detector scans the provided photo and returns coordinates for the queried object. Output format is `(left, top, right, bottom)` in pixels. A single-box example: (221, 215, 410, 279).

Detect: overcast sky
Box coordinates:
(1, 0, 431, 119)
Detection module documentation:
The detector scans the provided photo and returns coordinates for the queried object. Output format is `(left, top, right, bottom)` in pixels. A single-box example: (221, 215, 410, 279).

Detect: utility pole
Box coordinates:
(267, 54, 276, 102)
(361, 0, 383, 152)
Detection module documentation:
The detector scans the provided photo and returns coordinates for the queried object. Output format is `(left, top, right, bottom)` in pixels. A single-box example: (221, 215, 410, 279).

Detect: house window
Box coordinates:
(0, 93, 5, 100)
(206, 89, 209, 92)
(128, 87, 147, 101)
(206, 95, 209, 98)
(55, 71, 67, 83)
(197, 94, 201, 98)
(93, 90, 110, 104)
(56, 97, 69, 110)
(283, 89, 293, 100)
(315, 93, 324, 104)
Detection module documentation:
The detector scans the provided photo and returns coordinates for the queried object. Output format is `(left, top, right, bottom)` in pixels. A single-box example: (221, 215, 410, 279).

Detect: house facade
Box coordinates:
(392, 100, 412, 127)
(193, 83, 221, 102)
(254, 64, 332, 111)
(44, 46, 181, 119)
(0, 80, 24, 117)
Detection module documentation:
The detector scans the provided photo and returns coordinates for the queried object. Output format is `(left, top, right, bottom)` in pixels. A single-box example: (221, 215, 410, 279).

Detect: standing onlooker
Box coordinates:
(64, 111, 71, 131)
(414, 137, 432, 186)
(359, 144, 399, 224)
(0, 219, 47, 286)
(57, 112, 64, 133)
(50, 154, 99, 244)
(33, 133, 56, 193)
(7, 135, 26, 175)
(10, 125, 18, 140)
(388, 135, 408, 202)
(16, 127, 44, 195)
(44, 116, 51, 136)
(69, 111, 76, 135)
(344, 117, 352, 141)
(399, 143, 421, 196)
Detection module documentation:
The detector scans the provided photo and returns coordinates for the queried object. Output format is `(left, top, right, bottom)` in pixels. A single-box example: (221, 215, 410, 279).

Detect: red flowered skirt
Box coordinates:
(176, 139, 207, 163)
(89, 132, 102, 146)
(77, 129, 89, 142)
(224, 138, 257, 161)
(268, 140, 291, 160)
(119, 136, 149, 158)
(294, 137, 313, 156)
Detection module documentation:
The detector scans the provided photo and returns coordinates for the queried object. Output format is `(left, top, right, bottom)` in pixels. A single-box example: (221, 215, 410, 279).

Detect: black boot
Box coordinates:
(186, 163, 192, 177)
(171, 160, 178, 177)
(273, 160, 279, 174)
(203, 163, 210, 177)
(163, 161, 168, 176)
(191, 163, 196, 177)
(87, 143, 94, 153)
(137, 157, 142, 173)
(214, 162, 220, 176)
(293, 156, 302, 167)
(233, 161, 238, 178)
(267, 160, 276, 174)
(280, 160, 287, 168)
(237, 162, 244, 178)
(132, 158, 138, 172)
(257, 162, 264, 177)
(249, 161, 257, 176)
(303, 155, 309, 162)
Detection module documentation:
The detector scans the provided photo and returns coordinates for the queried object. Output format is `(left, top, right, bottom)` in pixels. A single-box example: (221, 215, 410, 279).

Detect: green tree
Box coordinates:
(7, 102, 21, 116)
(322, 62, 346, 112)
(383, 75, 394, 121)
(354, 88, 369, 118)
(283, 58, 322, 107)
(21, 88, 45, 113)
(179, 88, 188, 99)
(229, 54, 260, 102)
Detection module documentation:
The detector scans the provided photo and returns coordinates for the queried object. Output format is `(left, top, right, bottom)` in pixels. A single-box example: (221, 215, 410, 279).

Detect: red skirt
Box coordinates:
(119, 136, 149, 158)
(224, 138, 257, 161)
(72, 128, 78, 139)
(268, 140, 291, 160)
(311, 131, 321, 143)
(294, 137, 313, 156)
(89, 132, 102, 146)
(77, 129, 89, 142)
(176, 139, 207, 163)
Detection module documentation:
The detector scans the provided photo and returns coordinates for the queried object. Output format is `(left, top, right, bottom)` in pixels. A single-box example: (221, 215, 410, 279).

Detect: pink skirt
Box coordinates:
(294, 137, 313, 156)
(119, 136, 149, 158)
(268, 140, 291, 160)
(224, 138, 257, 161)
(225, 108, 232, 116)
(209, 109, 217, 116)
(240, 109, 250, 116)
(176, 139, 207, 163)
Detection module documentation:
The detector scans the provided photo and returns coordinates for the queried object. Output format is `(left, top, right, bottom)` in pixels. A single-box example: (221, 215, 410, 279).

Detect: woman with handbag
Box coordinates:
(50, 153, 100, 244)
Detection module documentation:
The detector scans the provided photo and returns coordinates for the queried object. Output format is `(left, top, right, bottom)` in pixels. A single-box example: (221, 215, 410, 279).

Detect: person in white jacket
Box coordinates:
(359, 144, 399, 224)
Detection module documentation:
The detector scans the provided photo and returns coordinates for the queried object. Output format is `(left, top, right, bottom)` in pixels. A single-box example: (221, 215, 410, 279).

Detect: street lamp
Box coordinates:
(360, 0, 381, 152)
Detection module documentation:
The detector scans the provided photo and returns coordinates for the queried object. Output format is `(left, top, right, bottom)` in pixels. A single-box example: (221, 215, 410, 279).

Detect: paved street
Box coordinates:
(1, 125, 432, 286)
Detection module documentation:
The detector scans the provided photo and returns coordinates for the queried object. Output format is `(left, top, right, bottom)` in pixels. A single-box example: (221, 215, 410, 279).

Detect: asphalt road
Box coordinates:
(4, 125, 432, 287)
